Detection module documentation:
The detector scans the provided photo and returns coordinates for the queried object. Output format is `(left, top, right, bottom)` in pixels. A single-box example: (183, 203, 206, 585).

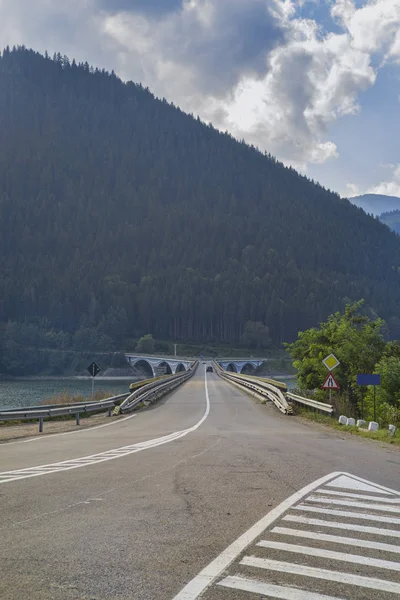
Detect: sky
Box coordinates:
(0, 0, 399, 198)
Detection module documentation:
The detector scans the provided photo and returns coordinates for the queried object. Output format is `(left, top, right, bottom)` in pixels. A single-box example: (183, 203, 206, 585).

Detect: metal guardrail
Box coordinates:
(121, 363, 197, 413)
(215, 362, 333, 416)
(214, 362, 292, 415)
(0, 364, 198, 432)
(0, 393, 129, 414)
(287, 392, 333, 414)
(0, 393, 131, 432)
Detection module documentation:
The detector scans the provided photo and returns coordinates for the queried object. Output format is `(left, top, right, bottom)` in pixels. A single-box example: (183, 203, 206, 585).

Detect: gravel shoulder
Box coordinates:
(0, 413, 122, 443)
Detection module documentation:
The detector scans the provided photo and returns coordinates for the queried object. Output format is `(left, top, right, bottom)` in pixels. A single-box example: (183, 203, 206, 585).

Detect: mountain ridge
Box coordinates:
(349, 193, 400, 216)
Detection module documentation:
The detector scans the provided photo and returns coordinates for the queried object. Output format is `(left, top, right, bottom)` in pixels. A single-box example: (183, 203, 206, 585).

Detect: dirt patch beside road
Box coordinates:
(0, 413, 124, 443)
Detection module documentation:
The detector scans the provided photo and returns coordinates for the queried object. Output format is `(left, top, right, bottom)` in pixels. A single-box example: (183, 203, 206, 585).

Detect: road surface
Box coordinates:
(1, 366, 399, 599)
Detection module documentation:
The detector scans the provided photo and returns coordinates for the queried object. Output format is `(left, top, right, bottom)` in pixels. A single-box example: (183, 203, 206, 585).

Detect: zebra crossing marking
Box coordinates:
(172, 472, 400, 600)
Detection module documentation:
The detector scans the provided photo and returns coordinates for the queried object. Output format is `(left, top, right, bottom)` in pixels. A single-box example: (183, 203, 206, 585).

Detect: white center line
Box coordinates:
(217, 576, 346, 600)
(271, 526, 400, 553)
(257, 540, 400, 571)
(240, 556, 400, 594)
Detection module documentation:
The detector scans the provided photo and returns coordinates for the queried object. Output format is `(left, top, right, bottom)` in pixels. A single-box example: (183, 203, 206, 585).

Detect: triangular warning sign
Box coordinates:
(322, 372, 340, 389)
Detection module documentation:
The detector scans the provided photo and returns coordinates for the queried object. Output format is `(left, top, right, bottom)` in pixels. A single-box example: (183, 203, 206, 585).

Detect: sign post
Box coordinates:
(356, 374, 381, 421)
(87, 361, 101, 401)
(322, 354, 340, 403)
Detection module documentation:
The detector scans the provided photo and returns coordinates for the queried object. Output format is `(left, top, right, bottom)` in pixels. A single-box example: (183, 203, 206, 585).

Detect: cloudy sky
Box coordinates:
(1, 0, 399, 197)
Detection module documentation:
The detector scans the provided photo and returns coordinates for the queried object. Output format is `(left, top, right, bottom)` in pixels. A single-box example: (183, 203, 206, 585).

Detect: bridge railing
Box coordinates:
(214, 363, 333, 416)
(213, 362, 292, 415)
(120, 362, 198, 413)
(286, 392, 333, 414)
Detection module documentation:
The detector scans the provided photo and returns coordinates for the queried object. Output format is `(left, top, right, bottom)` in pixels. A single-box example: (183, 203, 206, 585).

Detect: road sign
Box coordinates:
(356, 374, 381, 386)
(322, 372, 340, 390)
(322, 353, 340, 371)
(87, 362, 101, 377)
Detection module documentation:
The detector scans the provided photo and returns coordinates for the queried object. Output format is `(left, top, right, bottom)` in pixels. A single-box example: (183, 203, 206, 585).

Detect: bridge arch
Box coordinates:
(133, 359, 154, 378)
(240, 362, 256, 375)
(175, 363, 186, 373)
(226, 363, 238, 373)
(158, 361, 173, 375)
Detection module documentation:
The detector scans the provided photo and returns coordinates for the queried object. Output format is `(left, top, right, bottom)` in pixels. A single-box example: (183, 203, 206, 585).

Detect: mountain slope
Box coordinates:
(350, 194, 400, 216)
(1, 46, 400, 345)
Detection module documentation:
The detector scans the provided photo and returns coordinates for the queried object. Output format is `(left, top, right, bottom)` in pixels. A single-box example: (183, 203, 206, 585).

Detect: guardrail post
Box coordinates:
(39, 418, 43, 433)
(108, 407, 112, 417)
(76, 413, 80, 426)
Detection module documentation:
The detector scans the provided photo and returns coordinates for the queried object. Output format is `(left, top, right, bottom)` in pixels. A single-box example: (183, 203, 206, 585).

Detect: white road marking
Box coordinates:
(306, 495, 400, 513)
(315, 488, 400, 503)
(256, 539, 400, 571)
(283, 514, 400, 537)
(217, 576, 345, 599)
(272, 526, 400, 553)
(0, 372, 211, 485)
(1, 413, 137, 446)
(240, 556, 400, 594)
(295, 504, 400, 524)
(325, 474, 396, 494)
(172, 472, 350, 600)
(173, 472, 400, 600)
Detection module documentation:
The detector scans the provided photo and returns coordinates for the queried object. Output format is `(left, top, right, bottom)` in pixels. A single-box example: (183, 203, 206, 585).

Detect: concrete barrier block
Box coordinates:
(346, 418, 355, 426)
(338, 415, 347, 425)
(357, 419, 367, 428)
(389, 424, 396, 437)
(368, 421, 379, 431)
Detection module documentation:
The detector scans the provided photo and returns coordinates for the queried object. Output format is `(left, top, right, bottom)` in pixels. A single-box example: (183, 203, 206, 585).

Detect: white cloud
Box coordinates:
(346, 183, 360, 196)
(368, 164, 400, 197)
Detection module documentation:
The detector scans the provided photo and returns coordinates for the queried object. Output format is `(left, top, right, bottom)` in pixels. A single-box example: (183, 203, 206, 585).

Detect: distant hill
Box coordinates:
(1, 46, 400, 349)
(380, 210, 400, 235)
(349, 194, 400, 216)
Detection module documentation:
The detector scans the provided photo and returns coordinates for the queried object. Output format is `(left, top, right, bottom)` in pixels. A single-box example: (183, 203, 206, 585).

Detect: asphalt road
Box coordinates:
(0, 366, 399, 600)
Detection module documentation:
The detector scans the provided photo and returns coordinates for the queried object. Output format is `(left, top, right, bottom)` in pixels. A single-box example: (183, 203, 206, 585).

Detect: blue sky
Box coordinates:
(0, 0, 399, 198)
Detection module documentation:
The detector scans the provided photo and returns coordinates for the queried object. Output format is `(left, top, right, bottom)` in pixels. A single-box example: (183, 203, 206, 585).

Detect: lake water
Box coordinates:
(0, 374, 296, 410)
(0, 378, 134, 410)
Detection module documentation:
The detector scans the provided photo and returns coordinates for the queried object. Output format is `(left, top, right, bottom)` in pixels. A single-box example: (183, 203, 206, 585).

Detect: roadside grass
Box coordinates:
(298, 409, 400, 446)
(40, 389, 120, 405)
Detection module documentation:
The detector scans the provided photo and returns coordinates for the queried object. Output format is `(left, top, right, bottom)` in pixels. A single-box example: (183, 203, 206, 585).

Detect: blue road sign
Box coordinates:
(356, 374, 381, 386)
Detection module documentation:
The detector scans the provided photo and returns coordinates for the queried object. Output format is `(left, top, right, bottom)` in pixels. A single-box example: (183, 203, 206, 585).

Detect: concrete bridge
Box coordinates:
(217, 358, 264, 374)
(125, 354, 193, 378)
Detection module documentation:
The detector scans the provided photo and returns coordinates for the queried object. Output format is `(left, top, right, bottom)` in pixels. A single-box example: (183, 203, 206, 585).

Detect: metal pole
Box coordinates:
(174, 344, 177, 357)
(108, 406, 112, 417)
(329, 388, 332, 404)
(91, 375, 94, 402)
(373, 386, 376, 422)
(76, 413, 80, 426)
(39, 418, 43, 433)
(361, 388, 364, 420)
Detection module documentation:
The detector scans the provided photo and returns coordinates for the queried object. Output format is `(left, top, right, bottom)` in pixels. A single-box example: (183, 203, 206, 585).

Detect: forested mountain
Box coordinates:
(350, 194, 400, 216)
(1, 45, 400, 362)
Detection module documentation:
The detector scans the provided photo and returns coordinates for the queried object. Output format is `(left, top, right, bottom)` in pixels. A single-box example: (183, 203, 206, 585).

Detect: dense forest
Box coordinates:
(1, 46, 400, 374)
